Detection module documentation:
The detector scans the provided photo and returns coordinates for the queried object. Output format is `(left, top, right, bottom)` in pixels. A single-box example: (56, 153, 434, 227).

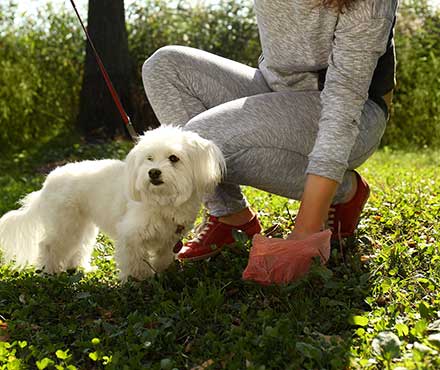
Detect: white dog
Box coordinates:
(0, 125, 225, 280)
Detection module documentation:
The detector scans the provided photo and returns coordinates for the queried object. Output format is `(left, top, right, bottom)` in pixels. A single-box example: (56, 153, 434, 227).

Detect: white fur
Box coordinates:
(0, 126, 225, 280)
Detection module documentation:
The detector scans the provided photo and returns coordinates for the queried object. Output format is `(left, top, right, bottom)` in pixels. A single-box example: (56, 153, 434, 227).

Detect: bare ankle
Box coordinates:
(218, 207, 255, 226)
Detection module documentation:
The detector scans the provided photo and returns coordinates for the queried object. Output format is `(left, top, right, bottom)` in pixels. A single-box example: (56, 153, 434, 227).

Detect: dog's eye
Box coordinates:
(147, 155, 153, 161)
(169, 155, 180, 163)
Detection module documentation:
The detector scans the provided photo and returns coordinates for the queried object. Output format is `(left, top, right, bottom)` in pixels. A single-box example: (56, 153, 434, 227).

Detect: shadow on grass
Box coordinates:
(0, 236, 372, 370)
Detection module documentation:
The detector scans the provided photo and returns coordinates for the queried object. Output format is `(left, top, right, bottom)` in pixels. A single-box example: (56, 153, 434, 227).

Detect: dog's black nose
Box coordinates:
(148, 169, 162, 179)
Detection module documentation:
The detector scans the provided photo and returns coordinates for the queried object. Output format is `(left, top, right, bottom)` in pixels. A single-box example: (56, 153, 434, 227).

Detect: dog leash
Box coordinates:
(69, 0, 138, 141)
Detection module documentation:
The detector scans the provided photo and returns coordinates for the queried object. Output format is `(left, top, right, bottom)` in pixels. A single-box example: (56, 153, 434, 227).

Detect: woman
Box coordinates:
(142, 0, 398, 261)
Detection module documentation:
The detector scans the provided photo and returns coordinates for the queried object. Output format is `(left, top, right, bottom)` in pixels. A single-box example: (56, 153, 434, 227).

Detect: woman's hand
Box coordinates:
(291, 174, 339, 240)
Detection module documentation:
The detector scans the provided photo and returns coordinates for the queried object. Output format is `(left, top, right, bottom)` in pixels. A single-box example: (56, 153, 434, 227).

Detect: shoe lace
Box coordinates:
(193, 208, 209, 234)
(191, 221, 214, 243)
(327, 206, 343, 243)
(327, 207, 336, 230)
(190, 220, 215, 243)
(189, 209, 216, 244)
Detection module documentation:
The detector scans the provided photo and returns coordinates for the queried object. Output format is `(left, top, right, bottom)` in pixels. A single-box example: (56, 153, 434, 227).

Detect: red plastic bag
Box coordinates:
(242, 230, 332, 285)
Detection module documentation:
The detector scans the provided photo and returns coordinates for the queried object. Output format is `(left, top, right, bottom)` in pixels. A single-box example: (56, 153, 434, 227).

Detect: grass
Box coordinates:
(0, 138, 439, 370)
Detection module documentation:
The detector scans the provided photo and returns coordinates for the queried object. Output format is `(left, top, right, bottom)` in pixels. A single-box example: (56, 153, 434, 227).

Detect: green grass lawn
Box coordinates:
(0, 139, 439, 370)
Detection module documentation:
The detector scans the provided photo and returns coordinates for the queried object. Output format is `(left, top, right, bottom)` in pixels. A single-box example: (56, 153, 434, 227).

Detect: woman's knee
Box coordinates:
(142, 45, 187, 80)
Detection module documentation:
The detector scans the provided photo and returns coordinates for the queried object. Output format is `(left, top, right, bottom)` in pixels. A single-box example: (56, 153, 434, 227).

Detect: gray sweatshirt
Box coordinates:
(254, 0, 398, 182)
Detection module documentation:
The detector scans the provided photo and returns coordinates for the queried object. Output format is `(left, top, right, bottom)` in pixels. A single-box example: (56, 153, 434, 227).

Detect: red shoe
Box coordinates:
(328, 171, 370, 240)
(178, 215, 262, 261)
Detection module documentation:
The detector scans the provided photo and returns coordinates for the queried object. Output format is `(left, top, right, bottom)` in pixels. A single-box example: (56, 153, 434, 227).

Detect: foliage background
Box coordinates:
(0, 0, 439, 153)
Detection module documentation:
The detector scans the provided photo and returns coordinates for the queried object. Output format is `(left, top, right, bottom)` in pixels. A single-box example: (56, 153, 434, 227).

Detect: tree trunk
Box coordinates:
(77, 0, 135, 141)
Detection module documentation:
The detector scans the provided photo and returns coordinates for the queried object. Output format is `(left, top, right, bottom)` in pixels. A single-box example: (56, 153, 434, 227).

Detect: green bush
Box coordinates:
(0, 2, 84, 152)
(383, 0, 440, 148)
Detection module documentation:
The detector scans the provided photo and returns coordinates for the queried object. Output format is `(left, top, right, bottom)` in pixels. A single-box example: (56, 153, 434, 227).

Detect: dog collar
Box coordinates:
(173, 224, 185, 253)
(173, 240, 183, 253)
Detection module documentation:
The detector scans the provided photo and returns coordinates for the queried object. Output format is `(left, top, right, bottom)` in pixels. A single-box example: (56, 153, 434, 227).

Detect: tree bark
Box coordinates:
(77, 0, 135, 141)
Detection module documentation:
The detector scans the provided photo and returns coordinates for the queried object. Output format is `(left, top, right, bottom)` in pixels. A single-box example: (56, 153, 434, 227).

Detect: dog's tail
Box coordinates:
(0, 191, 44, 268)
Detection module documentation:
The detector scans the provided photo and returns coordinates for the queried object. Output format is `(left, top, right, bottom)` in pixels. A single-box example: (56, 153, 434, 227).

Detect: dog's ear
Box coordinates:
(189, 135, 226, 196)
(125, 148, 142, 202)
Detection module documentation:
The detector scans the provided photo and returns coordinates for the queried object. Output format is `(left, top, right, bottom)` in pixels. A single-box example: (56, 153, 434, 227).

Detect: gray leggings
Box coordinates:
(142, 46, 387, 217)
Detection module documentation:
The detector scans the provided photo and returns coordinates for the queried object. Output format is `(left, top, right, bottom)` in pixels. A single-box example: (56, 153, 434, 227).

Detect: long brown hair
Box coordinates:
(322, 0, 358, 12)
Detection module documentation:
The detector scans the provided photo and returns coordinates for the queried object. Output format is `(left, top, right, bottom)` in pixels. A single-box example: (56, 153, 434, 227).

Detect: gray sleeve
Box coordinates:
(306, 1, 397, 183)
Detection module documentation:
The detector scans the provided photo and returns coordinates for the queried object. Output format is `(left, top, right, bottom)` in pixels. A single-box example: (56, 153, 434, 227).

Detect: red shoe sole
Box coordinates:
(178, 247, 223, 262)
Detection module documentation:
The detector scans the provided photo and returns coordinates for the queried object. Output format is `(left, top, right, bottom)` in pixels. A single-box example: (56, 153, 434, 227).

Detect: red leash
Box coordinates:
(69, 0, 138, 141)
